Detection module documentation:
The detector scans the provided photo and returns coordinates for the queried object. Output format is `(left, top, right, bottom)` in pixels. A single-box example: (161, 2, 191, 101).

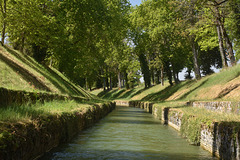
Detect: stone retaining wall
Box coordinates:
(201, 122, 240, 159)
(0, 102, 116, 160)
(115, 100, 130, 107)
(168, 110, 183, 131)
(117, 100, 240, 159)
(193, 101, 240, 114)
(116, 100, 153, 113)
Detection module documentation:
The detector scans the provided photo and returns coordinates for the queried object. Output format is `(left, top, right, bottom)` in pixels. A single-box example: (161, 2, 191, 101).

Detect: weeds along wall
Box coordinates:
(116, 100, 240, 159)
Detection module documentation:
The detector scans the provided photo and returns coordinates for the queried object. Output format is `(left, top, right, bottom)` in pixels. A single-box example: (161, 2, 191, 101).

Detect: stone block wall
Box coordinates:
(116, 100, 153, 113)
(115, 100, 130, 107)
(168, 110, 183, 131)
(201, 122, 240, 160)
(116, 100, 240, 159)
(193, 101, 240, 114)
(200, 124, 215, 154)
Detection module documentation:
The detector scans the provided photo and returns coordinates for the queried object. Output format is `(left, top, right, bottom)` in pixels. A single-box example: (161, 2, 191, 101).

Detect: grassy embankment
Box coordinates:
(93, 64, 240, 145)
(0, 45, 106, 124)
(93, 63, 240, 102)
(0, 45, 92, 98)
(0, 45, 115, 159)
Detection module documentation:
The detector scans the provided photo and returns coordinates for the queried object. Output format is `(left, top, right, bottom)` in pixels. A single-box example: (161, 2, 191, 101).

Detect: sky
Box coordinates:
(129, 0, 142, 6)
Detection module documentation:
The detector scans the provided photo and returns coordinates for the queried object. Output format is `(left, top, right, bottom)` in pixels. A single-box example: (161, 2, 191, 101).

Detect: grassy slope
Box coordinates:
(0, 45, 93, 99)
(94, 64, 240, 102)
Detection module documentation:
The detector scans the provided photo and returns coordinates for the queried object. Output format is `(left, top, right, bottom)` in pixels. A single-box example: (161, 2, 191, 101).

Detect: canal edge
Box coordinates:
(0, 101, 116, 160)
(115, 100, 240, 159)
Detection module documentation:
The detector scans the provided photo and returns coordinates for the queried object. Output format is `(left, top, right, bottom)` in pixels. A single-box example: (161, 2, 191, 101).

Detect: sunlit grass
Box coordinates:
(0, 100, 92, 122)
(0, 45, 93, 98)
(155, 100, 240, 122)
(0, 59, 36, 92)
(98, 64, 240, 102)
(181, 106, 240, 122)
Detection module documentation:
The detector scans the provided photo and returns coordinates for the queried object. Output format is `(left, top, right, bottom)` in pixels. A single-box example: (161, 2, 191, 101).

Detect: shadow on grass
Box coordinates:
(98, 89, 126, 100)
(178, 78, 209, 100)
(3, 46, 90, 97)
(0, 51, 51, 92)
(119, 85, 155, 99)
(141, 81, 194, 101)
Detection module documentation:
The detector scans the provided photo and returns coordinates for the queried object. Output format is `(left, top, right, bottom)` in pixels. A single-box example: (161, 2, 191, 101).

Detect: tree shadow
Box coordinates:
(178, 79, 209, 100)
(2, 46, 90, 97)
(98, 89, 126, 100)
(141, 81, 194, 101)
(0, 52, 51, 91)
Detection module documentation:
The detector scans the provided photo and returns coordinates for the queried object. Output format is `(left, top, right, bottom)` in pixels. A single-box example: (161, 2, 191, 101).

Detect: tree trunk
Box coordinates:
(101, 69, 106, 91)
(172, 63, 180, 84)
(85, 78, 88, 90)
(124, 71, 129, 89)
(20, 32, 25, 53)
(118, 71, 121, 89)
(213, 0, 235, 66)
(189, 1, 201, 80)
(216, 24, 228, 68)
(103, 77, 106, 91)
(165, 61, 173, 86)
(1, 0, 6, 45)
(110, 74, 112, 90)
(106, 77, 109, 90)
(191, 39, 201, 80)
(214, 3, 228, 68)
(151, 68, 155, 85)
(157, 70, 160, 84)
(220, 23, 236, 66)
(139, 53, 151, 88)
(161, 65, 164, 86)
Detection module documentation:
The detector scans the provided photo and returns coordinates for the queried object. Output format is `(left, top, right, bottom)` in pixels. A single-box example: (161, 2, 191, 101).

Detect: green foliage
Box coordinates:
(180, 115, 202, 145)
(1, 0, 240, 90)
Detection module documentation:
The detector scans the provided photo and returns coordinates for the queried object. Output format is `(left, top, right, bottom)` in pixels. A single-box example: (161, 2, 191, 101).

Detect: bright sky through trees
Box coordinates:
(129, 0, 142, 6)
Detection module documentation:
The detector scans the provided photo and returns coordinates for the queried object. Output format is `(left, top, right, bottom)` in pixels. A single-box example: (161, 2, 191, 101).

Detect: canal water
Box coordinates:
(40, 106, 216, 160)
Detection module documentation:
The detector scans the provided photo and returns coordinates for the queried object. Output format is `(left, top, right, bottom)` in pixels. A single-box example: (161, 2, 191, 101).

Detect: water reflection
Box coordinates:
(40, 106, 216, 160)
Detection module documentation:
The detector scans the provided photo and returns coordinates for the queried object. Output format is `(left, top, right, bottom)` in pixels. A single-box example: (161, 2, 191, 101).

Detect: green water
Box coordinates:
(41, 106, 216, 160)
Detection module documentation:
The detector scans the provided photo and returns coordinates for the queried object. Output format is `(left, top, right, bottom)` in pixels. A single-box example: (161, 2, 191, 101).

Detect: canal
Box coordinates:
(40, 106, 216, 160)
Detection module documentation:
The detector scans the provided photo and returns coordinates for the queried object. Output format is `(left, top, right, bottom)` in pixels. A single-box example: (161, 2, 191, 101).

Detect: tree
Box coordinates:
(191, 0, 237, 67)
(0, 0, 7, 45)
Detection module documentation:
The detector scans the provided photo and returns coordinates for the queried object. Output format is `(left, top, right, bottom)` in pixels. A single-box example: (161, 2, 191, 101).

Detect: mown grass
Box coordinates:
(0, 45, 92, 98)
(96, 85, 146, 100)
(180, 106, 240, 122)
(96, 64, 240, 102)
(0, 59, 35, 92)
(0, 100, 92, 122)
(154, 100, 240, 122)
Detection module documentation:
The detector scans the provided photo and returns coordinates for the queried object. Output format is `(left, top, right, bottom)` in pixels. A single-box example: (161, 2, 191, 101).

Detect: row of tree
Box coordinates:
(0, 0, 239, 90)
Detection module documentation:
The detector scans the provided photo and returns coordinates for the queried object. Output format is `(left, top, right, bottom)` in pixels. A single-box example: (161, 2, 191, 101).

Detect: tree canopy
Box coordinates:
(0, 0, 239, 89)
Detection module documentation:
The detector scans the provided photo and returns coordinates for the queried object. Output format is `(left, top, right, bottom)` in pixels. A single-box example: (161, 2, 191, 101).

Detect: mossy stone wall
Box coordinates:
(0, 102, 115, 160)
(117, 100, 240, 159)
(193, 101, 240, 114)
